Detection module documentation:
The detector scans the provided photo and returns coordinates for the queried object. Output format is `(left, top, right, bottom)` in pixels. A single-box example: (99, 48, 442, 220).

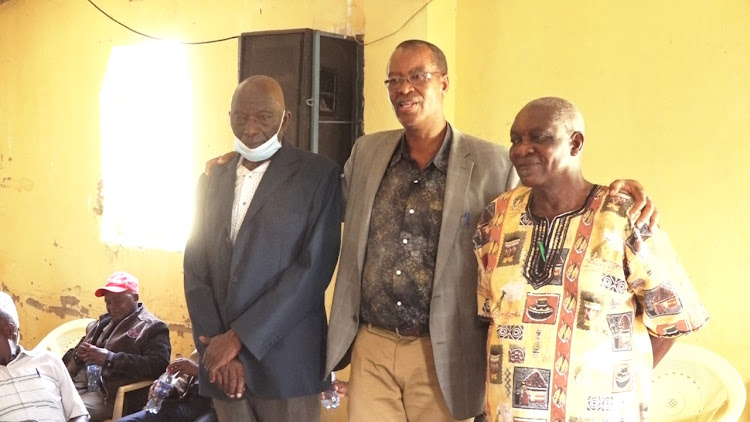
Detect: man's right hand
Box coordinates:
(324, 379, 349, 400)
(199, 330, 241, 383)
(214, 358, 246, 399)
(205, 151, 237, 175)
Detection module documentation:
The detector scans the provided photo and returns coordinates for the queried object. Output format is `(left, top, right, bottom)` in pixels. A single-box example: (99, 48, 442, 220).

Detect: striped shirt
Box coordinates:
(0, 346, 88, 422)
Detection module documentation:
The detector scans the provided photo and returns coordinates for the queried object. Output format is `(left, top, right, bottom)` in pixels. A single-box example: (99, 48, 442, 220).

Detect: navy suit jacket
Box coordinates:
(184, 141, 341, 399)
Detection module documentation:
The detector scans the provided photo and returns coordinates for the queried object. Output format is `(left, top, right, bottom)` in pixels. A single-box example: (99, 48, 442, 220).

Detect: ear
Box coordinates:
(570, 131, 584, 156)
(0, 321, 16, 339)
(280, 111, 292, 134)
(441, 74, 450, 97)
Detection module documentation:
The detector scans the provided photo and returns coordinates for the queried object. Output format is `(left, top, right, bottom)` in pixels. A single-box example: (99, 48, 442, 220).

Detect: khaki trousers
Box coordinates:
(348, 324, 472, 422)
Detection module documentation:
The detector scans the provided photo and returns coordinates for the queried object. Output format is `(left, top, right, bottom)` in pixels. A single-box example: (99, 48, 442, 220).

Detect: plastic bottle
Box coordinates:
(86, 364, 102, 392)
(320, 371, 340, 409)
(145, 374, 174, 414)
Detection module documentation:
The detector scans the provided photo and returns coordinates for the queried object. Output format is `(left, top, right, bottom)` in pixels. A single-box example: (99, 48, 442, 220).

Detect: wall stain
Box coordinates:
(60, 295, 80, 308)
(93, 179, 104, 215)
(25, 297, 84, 319)
(0, 177, 34, 191)
(167, 323, 192, 338)
(1, 284, 21, 306)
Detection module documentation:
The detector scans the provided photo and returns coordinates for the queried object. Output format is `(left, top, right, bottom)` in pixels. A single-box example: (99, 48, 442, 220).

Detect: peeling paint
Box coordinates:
(1, 284, 21, 305)
(0, 176, 34, 191)
(167, 323, 193, 338)
(25, 297, 85, 319)
(60, 295, 80, 308)
(93, 179, 104, 215)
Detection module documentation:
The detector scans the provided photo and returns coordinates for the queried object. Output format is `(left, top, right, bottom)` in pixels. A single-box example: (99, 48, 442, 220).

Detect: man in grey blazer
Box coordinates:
(184, 75, 341, 422)
(325, 40, 655, 421)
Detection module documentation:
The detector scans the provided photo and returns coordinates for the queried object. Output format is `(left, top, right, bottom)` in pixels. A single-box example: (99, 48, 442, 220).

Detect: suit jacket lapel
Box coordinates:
(434, 129, 474, 287)
(240, 142, 299, 228)
(208, 154, 240, 247)
(356, 131, 402, 270)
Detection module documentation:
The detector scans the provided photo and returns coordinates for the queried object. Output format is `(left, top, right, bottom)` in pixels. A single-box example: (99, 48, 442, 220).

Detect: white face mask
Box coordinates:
(233, 111, 285, 162)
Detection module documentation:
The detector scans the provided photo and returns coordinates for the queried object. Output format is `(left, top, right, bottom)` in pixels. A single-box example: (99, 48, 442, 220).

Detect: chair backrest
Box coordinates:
(33, 318, 96, 358)
(651, 342, 746, 422)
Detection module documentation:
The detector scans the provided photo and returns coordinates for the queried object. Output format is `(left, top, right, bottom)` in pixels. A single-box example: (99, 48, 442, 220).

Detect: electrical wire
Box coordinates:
(86, 0, 238, 45)
(359, 0, 433, 46)
(87, 0, 432, 47)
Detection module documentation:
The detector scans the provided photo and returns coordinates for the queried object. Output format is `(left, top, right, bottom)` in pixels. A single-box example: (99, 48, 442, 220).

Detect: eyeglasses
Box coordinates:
(383, 71, 444, 90)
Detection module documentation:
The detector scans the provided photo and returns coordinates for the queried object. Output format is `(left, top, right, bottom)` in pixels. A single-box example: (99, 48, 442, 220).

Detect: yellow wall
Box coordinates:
(2, 0, 749, 419)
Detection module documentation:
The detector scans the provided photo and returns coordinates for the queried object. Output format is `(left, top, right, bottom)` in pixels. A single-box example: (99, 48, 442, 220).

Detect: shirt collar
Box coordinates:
(236, 158, 271, 177)
(389, 123, 453, 173)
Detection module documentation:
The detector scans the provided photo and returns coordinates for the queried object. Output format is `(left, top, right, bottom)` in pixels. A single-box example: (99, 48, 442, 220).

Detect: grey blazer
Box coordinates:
(185, 141, 342, 399)
(326, 127, 518, 419)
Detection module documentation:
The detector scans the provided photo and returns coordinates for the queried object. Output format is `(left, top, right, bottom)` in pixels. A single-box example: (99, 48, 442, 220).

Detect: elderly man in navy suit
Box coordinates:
(184, 75, 341, 422)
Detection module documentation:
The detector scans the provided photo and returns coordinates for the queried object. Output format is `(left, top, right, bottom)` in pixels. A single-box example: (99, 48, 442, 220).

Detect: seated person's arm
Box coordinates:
(108, 321, 171, 379)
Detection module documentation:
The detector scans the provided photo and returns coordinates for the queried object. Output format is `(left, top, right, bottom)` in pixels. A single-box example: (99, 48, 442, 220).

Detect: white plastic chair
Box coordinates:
(651, 342, 746, 421)
(33, 318, 95, 357)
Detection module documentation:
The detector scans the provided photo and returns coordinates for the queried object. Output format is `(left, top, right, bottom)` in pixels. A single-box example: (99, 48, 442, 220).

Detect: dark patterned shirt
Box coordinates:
(360, 125, 452, 335)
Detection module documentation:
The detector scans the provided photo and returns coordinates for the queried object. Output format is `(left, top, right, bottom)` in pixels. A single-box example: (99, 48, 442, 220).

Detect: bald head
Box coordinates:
(230, 75, 290, 149)
(519, 97, 585, 136)
(232, 75, 286, 111)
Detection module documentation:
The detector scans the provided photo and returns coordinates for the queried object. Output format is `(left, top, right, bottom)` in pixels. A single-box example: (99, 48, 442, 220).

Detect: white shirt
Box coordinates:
(230, 159, 270, 245)
(0, 346, 88, 422)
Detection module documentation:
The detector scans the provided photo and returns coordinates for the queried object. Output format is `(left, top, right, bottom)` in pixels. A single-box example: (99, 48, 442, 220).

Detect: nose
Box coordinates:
(394, 79, 415, 95)
(244, 119, 261, 136)
(511, 138, 535, 158)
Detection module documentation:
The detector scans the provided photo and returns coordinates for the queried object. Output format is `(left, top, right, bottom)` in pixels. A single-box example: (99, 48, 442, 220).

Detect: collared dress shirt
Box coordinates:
(360, 125, 453, 335)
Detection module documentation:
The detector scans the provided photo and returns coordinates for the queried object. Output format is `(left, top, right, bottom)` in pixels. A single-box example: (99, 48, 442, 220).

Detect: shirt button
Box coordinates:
(402, 239, 408, 244)
(396, 301, 402, 306)
(396, 270, 402, 276)
(409, 209, 415, 214)
(413, 179, 419, 184)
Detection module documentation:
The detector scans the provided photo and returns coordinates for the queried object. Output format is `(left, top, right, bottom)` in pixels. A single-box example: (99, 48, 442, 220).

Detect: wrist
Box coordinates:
(104, 351, 115, 369)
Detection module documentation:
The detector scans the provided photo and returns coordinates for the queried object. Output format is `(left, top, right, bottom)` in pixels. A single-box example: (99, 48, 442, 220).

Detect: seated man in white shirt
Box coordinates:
(0, 291, 89, 422)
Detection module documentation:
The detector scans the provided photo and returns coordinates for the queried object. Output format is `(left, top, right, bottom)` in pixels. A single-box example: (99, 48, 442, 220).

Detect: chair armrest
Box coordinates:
(110, 380, 154, 420)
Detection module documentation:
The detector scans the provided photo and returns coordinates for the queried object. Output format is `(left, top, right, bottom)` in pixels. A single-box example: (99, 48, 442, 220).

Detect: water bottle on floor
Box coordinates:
(321, 371, 340, 409)
(145, 374, 174, 414)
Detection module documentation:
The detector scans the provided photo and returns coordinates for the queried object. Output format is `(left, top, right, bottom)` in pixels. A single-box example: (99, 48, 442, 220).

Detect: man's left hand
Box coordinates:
(607, 179, 659, 230)
(199, 330, 242, 382)
(214, 358, 246, 399)
(77, 342, 109, 366)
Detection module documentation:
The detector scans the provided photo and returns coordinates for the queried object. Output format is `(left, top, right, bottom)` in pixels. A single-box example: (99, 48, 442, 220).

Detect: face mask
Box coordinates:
(234, 111, 285, 162)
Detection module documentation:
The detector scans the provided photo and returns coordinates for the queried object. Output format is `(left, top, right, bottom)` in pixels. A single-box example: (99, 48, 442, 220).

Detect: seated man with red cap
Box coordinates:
(63, 272, 171, 421)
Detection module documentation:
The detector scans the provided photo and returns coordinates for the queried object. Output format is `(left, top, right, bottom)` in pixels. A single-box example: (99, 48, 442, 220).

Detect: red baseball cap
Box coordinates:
(95, 272, 140, 297)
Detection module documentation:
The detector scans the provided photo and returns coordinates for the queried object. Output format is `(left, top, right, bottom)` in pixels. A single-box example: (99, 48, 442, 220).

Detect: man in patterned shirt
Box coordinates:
(473, 97, 708, 422)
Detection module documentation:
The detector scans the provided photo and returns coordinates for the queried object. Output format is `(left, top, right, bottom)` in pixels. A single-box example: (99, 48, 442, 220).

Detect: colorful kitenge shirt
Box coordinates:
(473, 185, 708, 422)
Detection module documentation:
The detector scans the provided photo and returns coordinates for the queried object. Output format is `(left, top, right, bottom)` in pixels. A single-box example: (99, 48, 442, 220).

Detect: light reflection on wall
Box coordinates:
(99, 42, 194, 251)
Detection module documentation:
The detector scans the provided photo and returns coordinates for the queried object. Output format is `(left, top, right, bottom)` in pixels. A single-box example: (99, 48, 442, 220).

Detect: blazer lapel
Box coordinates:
(434, 129, 474, 287)
(207, 154, 241, 247)
(356, 131, 402, 270)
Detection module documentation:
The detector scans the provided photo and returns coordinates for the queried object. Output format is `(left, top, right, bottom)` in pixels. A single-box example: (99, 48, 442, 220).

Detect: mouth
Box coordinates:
(395, 98, 420, 114)
(514, 162, 539, 174)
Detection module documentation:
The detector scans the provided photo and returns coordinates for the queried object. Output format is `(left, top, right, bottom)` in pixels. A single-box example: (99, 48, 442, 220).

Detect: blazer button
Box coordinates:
(352, 315, 358, 323)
